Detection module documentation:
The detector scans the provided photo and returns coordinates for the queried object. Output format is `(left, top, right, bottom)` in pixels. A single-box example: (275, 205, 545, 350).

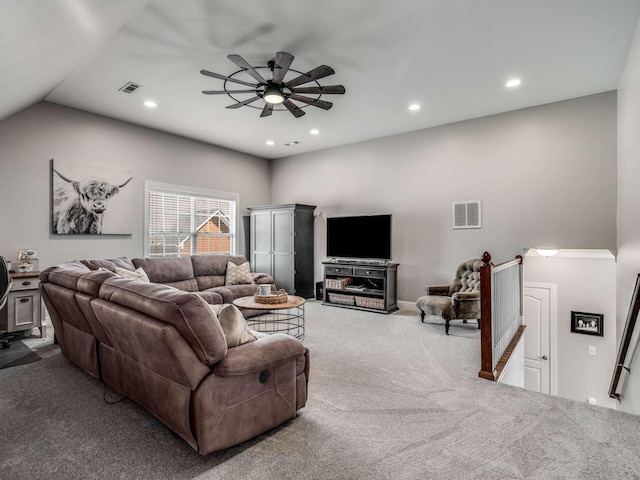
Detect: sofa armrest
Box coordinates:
(252, 273, 275, 285)
(211, 334, 305, 377)
(194, 290, 223, 304)
(425, 285, 450, 296)
(451, 291, 480, 302)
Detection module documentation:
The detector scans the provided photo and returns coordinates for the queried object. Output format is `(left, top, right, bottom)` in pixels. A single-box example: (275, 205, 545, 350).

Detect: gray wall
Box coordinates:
(0, 102, 270, 268)
(270, 92, 617, 302)
(525, 252, 617, 409)
(618, 18, 640, 414)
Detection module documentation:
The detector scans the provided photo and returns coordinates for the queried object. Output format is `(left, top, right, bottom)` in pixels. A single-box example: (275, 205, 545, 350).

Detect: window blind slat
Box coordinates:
(147, 185, 237, 257)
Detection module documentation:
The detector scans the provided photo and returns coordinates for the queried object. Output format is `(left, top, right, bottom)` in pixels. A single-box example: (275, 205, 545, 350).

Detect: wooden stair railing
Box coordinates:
(479, 251, 525, 381)
(609, 274, 640, 400)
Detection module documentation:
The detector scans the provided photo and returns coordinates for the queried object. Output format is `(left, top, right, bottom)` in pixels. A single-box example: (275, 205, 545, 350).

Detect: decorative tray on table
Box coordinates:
(254, 289, 288, 304)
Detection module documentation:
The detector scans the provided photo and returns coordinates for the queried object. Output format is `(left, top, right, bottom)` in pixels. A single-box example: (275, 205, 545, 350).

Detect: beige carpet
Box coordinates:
(1, 301, 640, 479)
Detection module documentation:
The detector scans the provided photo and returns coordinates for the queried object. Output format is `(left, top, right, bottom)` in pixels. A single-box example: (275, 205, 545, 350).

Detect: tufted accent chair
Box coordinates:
(416, 258, 483, 335)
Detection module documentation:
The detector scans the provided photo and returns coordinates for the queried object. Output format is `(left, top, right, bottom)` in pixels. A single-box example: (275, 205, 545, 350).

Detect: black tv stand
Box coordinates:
(322, 260, 398, 314)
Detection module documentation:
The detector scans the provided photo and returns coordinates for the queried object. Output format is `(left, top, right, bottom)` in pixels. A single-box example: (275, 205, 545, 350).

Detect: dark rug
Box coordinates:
(0, 339, 41, 369)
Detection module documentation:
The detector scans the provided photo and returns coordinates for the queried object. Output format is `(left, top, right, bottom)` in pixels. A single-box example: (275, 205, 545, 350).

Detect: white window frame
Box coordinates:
(144, 181, 239, 257)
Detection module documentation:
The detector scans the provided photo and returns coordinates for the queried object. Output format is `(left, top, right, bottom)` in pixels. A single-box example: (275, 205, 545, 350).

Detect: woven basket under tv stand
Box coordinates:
(322, 260, 398, 314)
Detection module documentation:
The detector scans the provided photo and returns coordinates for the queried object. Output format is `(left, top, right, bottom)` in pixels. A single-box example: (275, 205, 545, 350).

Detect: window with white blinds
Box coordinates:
(144, 181, 238, 257)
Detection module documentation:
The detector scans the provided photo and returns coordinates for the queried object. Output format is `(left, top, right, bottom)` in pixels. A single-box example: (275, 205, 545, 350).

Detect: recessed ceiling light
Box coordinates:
(265, 140, 275, 146)
(310, 129, 319, 135)
(408, 104, 421, 111)
(144, 100, 157, 108)
(505, 79, 521, 88)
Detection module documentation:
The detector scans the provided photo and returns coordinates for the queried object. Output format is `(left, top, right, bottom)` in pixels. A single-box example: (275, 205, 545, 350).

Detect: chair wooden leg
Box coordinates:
(477, 318, 481, 329)
(445, 319, 450, 335)
(463, 319, 467, 324)
(420, 311, 425, 323)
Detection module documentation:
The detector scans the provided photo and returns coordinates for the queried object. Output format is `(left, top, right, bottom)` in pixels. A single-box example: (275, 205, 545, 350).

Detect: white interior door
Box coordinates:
(523, 283, 556, 394)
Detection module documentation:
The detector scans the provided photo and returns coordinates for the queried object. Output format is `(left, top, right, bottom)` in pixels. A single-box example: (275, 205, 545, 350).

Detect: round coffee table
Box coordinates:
(233, 295, 306, 341)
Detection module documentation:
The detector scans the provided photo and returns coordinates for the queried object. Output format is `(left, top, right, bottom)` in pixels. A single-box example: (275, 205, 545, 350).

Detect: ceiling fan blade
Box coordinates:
(272, 51, 294, 85)
(282, 99, 306, 118)
(260, 103, 274, 117)
(291, 85, 346, 95)
(285, 65, 335, 88)
(289, 94, 333, 110)
(226, 96, 261, 109)
(200, 69, 256, 88)
(227, 54, 268, 84)
(202, 89, 256, 95)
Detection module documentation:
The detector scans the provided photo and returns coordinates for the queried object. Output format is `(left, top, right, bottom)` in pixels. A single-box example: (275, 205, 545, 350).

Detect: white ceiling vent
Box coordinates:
(119, 82, 141, 94)
(453, 200, 482, 229)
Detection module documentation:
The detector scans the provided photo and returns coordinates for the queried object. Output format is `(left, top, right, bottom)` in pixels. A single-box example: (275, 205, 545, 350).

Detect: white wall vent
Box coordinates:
(119, 82, 141, 94)
(453, 200, 482, 229)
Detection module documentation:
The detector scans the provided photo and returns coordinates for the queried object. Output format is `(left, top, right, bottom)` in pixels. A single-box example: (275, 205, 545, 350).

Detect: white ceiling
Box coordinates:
(3, 0, 640, 159)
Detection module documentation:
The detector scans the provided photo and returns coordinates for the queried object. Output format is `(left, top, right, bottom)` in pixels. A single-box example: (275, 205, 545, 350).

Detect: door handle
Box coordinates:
(538, 355, 548, 360)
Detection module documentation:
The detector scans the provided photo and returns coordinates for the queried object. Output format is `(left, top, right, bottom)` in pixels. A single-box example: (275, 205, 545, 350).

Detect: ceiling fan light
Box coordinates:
(264, 86, 284, 104)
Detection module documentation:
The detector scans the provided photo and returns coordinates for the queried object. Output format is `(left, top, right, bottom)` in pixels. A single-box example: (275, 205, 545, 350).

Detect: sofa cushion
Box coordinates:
(132, 256, 198, 292)
(44, 262, 90, 290)
(209, 304, 257, 348)
(225, 261, 253, 286)
(114, 266, 151, 283)
(194, 290, 224, 305)
(195, 274, 226, 291)
(81, 257, 135, 272)
(77, 269, 118, 297)
(192, 255, 248, 291)
(99, 277, 228, 365)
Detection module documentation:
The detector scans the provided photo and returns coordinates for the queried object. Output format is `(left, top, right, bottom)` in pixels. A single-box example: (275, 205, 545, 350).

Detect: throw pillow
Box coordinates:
(210, 304, 257, 348)
(225, 261, 253, 286)
(114, 266, 151, 283)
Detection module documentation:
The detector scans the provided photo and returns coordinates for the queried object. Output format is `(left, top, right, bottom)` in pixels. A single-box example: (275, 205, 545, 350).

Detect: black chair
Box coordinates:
(0, 256, 13, 349)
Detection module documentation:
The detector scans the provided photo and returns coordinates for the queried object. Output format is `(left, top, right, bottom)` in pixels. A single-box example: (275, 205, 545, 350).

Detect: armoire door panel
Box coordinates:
(253, 253, 272, 278)
(272, 210, 293, 254)
(252, 211, 272, 254)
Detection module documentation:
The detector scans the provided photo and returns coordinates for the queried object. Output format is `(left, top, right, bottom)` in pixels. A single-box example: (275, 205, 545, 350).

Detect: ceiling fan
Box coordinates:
(200, 52, 345, 118)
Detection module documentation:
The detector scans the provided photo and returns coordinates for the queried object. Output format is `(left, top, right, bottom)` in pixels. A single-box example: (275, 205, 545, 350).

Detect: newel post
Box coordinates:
(479, 251, 495, 380)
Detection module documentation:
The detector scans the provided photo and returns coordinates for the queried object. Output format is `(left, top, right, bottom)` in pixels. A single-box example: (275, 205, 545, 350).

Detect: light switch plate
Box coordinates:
(588, 346, 596, 356)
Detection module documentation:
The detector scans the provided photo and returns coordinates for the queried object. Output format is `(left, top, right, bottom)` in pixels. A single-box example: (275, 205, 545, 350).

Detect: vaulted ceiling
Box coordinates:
(2, 0, 640, 159)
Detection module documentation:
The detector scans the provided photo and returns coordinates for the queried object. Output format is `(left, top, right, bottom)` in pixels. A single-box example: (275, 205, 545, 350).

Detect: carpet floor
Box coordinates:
(1, 301, 640, 479)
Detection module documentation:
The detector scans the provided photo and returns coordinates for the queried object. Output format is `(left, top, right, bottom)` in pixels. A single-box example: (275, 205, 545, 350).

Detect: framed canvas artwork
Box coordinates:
(51, 159, 134, 235)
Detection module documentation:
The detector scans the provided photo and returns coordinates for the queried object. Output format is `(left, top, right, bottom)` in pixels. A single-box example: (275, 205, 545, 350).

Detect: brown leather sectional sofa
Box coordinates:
(39, 255, 309, 454)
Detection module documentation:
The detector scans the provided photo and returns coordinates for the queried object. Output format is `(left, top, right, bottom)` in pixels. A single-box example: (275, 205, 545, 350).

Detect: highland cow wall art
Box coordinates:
(51, 159, 134, 235)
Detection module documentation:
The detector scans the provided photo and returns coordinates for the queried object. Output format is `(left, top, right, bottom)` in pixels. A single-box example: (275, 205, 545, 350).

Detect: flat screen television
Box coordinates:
(326, 214, 392, 261)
